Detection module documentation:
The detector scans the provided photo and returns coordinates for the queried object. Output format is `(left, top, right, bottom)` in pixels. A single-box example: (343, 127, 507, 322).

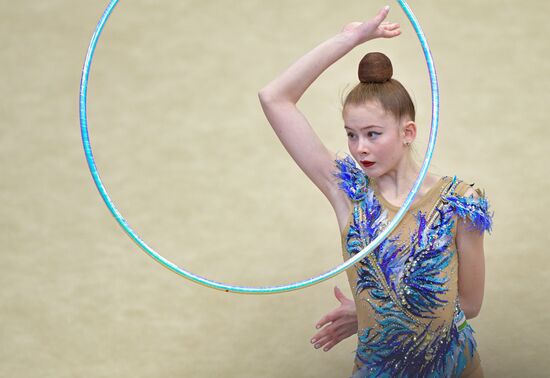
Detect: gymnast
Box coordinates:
(258, 6, 492, 377)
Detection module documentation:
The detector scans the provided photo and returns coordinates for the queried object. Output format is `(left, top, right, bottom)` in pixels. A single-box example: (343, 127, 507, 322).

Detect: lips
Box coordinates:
(360, 160, 375, 168)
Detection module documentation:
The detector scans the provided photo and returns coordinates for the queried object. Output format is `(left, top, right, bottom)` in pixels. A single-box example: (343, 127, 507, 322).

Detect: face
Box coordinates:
(343, 101, 413, 178)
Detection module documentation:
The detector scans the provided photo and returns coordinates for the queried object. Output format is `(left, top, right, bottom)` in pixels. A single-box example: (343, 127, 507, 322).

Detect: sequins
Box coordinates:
(334, 156, 485, 377)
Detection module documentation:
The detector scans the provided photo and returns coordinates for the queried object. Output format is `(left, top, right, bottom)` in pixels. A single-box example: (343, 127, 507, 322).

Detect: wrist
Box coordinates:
(334, 30, 361, 50)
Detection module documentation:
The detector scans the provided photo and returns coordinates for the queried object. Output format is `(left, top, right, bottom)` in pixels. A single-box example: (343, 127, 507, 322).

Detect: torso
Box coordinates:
(331, 154, 492, 378)
(331, 172, 443, 235)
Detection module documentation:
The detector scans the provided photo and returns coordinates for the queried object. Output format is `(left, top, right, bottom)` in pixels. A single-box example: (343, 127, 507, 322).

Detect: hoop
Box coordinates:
(79, 0, 439, 294)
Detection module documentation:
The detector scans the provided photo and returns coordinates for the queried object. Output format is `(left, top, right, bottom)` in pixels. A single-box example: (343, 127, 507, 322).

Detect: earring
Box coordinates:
(404, 141, 410, 147)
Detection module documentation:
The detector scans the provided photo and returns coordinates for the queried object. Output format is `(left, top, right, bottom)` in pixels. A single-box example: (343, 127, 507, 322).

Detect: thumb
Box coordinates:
(372, 5, 391, 26)
(334, 286, 348, 303)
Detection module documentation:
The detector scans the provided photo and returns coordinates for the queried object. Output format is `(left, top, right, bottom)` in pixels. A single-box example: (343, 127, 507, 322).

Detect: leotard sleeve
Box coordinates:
(332, 153, 368, 202)
(444, 179, 493, 234)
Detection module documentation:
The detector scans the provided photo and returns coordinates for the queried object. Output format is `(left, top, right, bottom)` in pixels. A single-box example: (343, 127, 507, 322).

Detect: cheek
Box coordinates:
(347, 139, 358, 153)
(376, 138, 403, 162)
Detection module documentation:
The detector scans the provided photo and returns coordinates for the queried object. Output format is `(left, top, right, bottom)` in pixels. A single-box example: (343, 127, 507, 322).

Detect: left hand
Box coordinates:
(310, 286, 358, 352)
(341, 6, 401, 47)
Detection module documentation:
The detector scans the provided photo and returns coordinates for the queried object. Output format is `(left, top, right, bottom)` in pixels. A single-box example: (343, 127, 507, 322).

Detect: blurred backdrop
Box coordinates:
(1, 0, 548, 377)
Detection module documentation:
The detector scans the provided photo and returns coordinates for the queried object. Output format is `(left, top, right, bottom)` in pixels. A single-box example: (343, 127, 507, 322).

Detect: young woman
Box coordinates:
(258, 6, 492, 378)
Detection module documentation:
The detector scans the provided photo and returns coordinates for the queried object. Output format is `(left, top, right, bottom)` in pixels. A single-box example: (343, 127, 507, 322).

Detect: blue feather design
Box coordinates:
(399, 208, 455, 318)
(333, 155, 368, 202)
(444, 184, 493, 234)
(356, 260, 390, 301)
(349, 190, 400, 300)
(352, 206, 461, 377)
(376, 230, 407, 294)
(334, 156, 481, 377)
(356, 301, 417, 373)
(354, 313, 477, 378)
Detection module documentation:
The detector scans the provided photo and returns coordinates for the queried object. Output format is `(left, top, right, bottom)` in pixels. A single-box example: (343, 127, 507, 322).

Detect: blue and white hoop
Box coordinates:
(79, 0, 439, 294)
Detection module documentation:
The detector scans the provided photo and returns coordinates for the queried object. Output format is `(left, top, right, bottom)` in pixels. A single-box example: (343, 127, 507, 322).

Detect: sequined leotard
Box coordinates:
(333, 155, 493, 378)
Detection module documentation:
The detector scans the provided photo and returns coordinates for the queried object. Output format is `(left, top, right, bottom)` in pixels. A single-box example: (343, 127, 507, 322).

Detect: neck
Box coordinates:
(374, 153, 421, 200)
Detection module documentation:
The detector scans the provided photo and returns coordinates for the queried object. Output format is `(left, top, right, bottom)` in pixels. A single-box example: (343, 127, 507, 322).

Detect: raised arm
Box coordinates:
(258, 6, 400, 211)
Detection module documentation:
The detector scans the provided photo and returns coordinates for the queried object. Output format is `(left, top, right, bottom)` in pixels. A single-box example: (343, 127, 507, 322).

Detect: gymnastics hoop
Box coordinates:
(79, 0, 439, 294)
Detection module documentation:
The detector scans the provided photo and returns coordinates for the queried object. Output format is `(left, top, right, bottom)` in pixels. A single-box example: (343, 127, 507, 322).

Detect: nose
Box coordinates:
(356, 137, 370, 156)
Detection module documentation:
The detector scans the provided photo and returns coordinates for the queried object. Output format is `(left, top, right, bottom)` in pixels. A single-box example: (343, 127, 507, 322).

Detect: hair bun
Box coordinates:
(358, 52, 393, 83)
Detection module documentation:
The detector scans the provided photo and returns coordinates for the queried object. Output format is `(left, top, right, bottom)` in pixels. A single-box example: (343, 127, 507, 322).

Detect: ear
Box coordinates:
(401, 120, 417, 144)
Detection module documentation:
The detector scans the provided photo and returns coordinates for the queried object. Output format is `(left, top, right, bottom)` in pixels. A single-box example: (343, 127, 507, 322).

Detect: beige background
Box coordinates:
(1, 0, 549, 377)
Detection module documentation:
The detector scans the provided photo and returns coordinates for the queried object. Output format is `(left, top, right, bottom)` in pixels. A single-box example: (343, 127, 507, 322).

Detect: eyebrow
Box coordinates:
(344, 125, 383, 131)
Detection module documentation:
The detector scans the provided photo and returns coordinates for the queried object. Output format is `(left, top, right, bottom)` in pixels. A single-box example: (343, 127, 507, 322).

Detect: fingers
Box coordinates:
(311, 327, 350, 351)
(380, 22, 401, 38)
(311, 317, 347, 343)
(382, 28, 401, 38)
(311, 331, 336, 350)
(320, 336, 345, 352)
(311, 318, 340, 345)
(315, 307, 340, 329)
(312, 288, 357, 351)
(373, 6, 402, 39)
(316, 287, 352, 329)
(381, 22, 400, 31)
(315, 312, 336, 330)
(312, 334, 333, 351)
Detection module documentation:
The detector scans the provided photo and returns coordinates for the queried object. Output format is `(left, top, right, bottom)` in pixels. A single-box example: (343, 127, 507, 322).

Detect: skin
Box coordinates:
(258, 6, 485, 354)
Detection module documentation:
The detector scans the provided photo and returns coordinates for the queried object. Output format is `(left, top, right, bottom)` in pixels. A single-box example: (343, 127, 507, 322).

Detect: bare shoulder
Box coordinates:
(422, 172, 444, 194)
(427, 173, 443, 185)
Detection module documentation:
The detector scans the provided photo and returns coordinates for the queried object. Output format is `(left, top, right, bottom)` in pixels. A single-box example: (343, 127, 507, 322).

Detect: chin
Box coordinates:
(360, 168, 379, 178)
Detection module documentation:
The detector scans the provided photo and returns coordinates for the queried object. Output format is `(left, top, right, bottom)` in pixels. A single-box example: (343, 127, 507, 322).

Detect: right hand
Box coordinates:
(310, 286, 358, 352)
(342, 6, 401, 46)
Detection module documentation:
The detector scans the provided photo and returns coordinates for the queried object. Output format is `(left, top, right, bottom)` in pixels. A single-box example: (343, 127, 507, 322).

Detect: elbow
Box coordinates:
(460, 297, 483, 320)
(258, 87, 295, 106)
(258, 84, 282, 105)
(464, 306, 481, 320)
(258, 88, 273, 105)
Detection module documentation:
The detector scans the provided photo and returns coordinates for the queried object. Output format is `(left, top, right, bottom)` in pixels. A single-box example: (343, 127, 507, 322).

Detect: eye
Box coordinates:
(346, 132, 355, 139)
(367, 131, 381, 139)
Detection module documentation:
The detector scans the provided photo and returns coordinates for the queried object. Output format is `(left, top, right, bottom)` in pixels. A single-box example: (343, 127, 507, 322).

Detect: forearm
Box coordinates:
(259, 32, 357, 104)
